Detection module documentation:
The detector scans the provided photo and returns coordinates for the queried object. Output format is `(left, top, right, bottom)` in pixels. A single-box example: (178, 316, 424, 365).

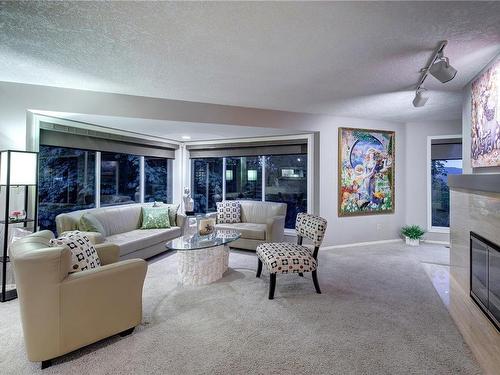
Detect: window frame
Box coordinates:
(37, 147, 173, 230)
(426, 134, 462, 233)
(186, 134, 315, 234)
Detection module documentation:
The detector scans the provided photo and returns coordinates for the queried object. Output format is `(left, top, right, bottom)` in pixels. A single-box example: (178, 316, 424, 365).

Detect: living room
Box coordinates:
(0, 1, 499, 374)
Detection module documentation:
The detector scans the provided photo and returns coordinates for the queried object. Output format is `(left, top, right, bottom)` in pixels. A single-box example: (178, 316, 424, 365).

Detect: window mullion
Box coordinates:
(95, 151, 101, 208)
(261, 155, 266, 202)
(139, 156, 145, 203)
(222, 157, 226, 201)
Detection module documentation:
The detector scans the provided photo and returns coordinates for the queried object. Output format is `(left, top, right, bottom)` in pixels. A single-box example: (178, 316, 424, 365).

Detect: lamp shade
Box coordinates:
(247, 169, 257, 181)
(0, 151, 38, 185)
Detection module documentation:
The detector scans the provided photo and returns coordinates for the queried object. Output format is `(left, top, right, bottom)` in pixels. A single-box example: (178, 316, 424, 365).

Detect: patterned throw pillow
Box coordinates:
(216, 201, 241, 224)
(50, 231, 101, 273)
(141, 207, 171, 229)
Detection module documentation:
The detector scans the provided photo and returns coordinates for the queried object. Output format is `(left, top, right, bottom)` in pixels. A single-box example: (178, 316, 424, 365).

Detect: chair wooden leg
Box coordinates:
(312, 270, 321, 294)
(298, 272, 304, 277)
(269, 273, 276, 299)
(119, 327, 135, 337)
(256, 258, 262, 278)
(41, 359, 52, 369)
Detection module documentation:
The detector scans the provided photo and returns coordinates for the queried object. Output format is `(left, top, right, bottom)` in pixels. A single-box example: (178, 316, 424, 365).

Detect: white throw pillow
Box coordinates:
(50, 231, 101, 273)
(216, 201, 241, 224)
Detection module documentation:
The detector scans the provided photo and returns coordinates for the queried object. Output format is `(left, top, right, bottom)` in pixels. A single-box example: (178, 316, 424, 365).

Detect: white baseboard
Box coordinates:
(422, 240, 450, 246)
(321, 238, 402, 251)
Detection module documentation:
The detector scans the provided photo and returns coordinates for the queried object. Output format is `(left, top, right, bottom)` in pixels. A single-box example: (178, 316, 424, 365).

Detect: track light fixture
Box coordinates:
(412, 88, 429, 108)
(412, 40, 458, 108)
(429, 52, 457, 83)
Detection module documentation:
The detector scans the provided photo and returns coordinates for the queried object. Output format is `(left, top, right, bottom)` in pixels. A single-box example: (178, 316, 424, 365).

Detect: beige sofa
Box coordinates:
(215, 201, 287, 251)
(56, 203, 187, 260)
(10, 230, 147, 368)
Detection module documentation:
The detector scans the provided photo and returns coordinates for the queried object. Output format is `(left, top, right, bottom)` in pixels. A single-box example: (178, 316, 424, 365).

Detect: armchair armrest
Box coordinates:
(176, 213, 188, 235)
(266, 215, 286, 242)
(95, 243, 120, 265)
(60, 259, 147, 349)
(82, 231, 105, 244)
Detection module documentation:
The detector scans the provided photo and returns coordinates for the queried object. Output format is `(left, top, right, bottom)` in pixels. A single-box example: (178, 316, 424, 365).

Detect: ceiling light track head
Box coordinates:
(412, 40, 457, 108)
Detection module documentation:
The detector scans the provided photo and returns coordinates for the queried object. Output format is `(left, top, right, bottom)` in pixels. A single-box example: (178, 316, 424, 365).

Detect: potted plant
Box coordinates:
(401, 225, 425, 246)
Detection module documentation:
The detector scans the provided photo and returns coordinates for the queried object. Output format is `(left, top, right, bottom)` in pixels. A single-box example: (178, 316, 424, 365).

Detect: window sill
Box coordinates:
(429, 226, 450, 234)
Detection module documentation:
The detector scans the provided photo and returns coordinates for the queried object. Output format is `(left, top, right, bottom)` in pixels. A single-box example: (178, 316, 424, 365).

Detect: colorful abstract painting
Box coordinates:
(338, 128, 394, 217)
(471, 58, 500, 168)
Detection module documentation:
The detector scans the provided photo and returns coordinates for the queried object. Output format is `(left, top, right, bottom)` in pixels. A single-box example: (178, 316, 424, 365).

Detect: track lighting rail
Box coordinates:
(416, 40, 448, 90)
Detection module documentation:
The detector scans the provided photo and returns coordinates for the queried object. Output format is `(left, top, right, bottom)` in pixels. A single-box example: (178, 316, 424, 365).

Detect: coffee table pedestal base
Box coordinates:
(177, 245, 229, 286)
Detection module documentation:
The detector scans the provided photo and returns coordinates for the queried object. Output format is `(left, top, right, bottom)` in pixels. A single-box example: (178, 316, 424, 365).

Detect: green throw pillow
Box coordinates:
(141, 207, 171, 229)
(79, 213, 106, 236)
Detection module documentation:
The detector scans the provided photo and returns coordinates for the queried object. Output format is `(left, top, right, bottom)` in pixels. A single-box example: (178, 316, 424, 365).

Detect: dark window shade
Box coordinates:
(431, 143, 462, 160)
(188, 140, 307, 158)
(40, 123, 178, 158)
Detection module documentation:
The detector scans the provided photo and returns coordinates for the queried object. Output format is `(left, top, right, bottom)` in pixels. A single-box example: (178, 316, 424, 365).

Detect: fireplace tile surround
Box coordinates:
(448, 174, 500, 374)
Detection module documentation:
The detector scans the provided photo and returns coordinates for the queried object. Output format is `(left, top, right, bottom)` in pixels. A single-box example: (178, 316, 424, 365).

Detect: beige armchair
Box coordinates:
(10, 230, 147, 369)
(214, 201, 287, 251)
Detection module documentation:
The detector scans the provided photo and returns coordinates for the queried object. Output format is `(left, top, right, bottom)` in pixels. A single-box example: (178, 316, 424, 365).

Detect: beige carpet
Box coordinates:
(0, 243, 482, 374)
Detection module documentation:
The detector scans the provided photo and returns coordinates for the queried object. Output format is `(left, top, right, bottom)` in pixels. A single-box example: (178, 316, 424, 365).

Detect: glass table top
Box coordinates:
(166, 230, 241, 251)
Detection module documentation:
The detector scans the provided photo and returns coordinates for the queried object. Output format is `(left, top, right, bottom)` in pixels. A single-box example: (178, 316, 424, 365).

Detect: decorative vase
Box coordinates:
(405, 237, 420, 246)
(183, 187, 194, 214)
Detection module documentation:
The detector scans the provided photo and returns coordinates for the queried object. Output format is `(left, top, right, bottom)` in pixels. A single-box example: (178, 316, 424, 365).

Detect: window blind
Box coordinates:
(431, 139, 462, 160)
(187, 139, 307, 158)
(40, 122, 178, 159)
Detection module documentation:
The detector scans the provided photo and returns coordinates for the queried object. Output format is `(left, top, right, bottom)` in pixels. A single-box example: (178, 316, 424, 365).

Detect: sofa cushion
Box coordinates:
(106, 227, 181, 256)
(239, 201, 287, 224)
(215, 223, 266, 240)
(92, 205, 143, 236)
(141, 207, 171, 229)
(216, 201, 241, 224)
(50, 231, 101, 273)
(79, 213, 107, 236)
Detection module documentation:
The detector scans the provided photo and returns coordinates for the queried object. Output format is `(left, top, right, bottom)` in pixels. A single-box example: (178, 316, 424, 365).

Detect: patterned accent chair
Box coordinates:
(256, 213, 328, 299)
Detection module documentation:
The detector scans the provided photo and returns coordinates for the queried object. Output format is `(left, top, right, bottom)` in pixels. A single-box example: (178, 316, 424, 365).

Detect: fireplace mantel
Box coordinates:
(448, 174, 500, 194)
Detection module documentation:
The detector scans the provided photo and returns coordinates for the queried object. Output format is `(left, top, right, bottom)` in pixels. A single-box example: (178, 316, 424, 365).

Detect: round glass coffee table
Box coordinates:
(166, 230, 241, 286)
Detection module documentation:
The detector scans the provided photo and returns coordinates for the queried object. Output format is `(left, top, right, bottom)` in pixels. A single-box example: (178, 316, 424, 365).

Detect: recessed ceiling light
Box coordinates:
(181, 135, 191, 140)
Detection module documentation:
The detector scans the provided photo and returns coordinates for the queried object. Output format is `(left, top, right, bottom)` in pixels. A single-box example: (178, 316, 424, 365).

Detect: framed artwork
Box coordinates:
(338, 127, 395, 217)
(471, 58, 500, 168)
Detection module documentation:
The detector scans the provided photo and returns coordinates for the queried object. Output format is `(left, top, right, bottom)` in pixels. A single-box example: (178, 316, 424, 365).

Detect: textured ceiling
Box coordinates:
(1, 1, 500, 124)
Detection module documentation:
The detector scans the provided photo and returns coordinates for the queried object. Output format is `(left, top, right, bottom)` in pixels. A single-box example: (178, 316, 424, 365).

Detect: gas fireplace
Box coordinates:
(470, 232, 500, 331)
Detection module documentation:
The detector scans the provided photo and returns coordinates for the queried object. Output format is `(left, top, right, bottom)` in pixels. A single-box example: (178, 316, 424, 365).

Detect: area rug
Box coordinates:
(0, 243, 481, 374)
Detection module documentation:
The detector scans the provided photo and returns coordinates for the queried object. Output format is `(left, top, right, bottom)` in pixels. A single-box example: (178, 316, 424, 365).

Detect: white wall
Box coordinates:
(405, 121, 462, 242)
(307, 117, 407, 246)
(0, 81, 411, 247)
(0, 81, 330, 151)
